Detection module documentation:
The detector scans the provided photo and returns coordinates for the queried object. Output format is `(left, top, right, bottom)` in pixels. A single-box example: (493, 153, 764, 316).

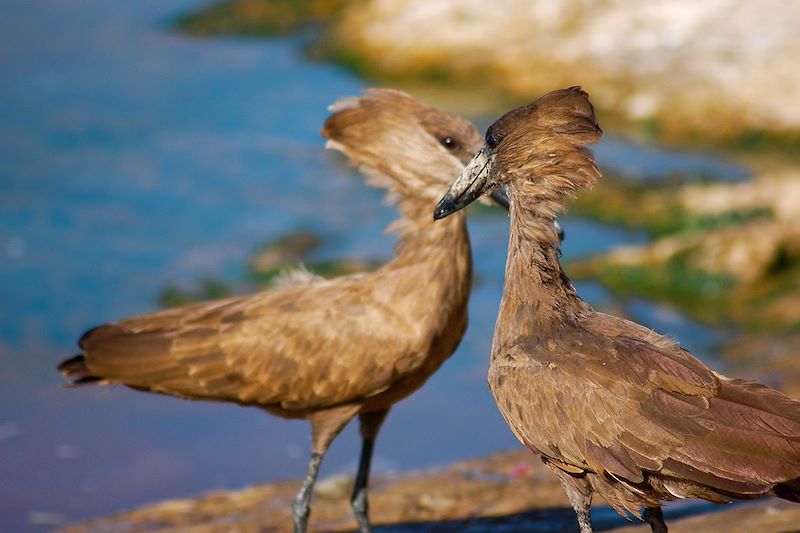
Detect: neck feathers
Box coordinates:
(497, 150, 597, 340)
(508, 143, 600, 247)
(391, 208, 468, 263)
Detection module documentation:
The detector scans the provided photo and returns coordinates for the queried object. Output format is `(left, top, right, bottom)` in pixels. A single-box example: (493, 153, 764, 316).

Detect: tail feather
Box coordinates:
(78, 324, 107, 349)
(57, 353, 102, 386)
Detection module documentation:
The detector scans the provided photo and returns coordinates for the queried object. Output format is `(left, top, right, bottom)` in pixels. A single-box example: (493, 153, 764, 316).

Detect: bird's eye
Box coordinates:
(440, 136, 459, 150)
(486, 130, 502, 148)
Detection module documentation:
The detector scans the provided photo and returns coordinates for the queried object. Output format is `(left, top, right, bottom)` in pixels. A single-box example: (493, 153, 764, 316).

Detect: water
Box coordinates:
(595, 135, 750, 183)
(0, 2, 745, 531)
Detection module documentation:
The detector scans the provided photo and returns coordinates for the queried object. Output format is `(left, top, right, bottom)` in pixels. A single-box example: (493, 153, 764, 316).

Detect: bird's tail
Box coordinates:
(57, 324, 109, 386)
(57, 354, 102, 386)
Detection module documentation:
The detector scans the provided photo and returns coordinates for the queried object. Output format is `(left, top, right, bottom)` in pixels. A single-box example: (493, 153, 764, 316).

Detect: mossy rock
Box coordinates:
(157, 229, 383, 308)
(158, 278, 234, 308)
(174, 0, 348, 37)
(569, 178, 772, 238)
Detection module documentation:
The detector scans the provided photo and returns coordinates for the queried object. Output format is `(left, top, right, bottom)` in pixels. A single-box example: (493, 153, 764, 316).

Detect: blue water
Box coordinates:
(0, 2, 745, 531)
(595, 136, 750, 183)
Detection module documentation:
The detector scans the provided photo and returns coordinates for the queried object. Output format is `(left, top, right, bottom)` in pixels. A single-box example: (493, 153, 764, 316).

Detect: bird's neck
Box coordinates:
(494, 180, 588, 348)
(390, 205, 470, 275)
(381, 206, 472, 347)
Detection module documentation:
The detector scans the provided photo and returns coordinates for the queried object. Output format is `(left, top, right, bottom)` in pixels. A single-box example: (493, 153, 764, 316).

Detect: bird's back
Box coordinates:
(65, 225, 471, 415)
(489, 311, 800, 515)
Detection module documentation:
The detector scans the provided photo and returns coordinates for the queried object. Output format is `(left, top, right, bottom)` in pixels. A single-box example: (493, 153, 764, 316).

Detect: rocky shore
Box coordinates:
(179, 0, 800, 144)
(174, 2, 800, 332)
(568, 162, 800, 331)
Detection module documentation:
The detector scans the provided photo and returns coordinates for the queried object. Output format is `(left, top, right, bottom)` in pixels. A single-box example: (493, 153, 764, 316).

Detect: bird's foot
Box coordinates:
(351, 487, 372, 533)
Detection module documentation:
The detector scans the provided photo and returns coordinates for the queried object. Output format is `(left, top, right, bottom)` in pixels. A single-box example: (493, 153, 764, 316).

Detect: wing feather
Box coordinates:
(490, 322, 800, 498)
(81, 271, 425, 411)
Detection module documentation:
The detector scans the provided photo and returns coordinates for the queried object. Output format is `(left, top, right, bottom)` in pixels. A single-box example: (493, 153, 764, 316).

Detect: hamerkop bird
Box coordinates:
(58, 88, 506, 533)
(434, 86, 800, 533)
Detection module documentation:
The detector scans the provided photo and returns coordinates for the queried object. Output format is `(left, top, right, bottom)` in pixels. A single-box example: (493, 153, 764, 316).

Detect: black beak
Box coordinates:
(434, 146, 494, 220)
(434, 194, 458, 220)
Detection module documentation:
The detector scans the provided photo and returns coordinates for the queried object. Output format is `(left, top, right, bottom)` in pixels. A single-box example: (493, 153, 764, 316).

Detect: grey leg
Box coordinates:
(351, 409, 389, 533)
(559, 477, 593, 533)
(293, 451, 323, 533)
(294, 405, 360, 533)
(643, 506, 668, 533)
(351, 437, 375, 533)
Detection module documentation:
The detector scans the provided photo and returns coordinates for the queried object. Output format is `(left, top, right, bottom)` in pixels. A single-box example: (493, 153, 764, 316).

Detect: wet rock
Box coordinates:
(247, 229, 323, 275)
(568, 166, 800, 330)
(328, 0, 800, 142)
(177, 0, 800, 141)
(314, 474, 353, 500)
(174, 0, 348, 37)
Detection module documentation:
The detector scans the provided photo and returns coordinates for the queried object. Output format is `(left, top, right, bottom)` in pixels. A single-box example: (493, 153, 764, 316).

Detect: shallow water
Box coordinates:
(0, 2, 744, 531)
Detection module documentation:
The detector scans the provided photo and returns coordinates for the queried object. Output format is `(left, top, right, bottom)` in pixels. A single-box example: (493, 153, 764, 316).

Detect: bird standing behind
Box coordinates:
(434, 86, 800, 533)
(58, 88, 502, 532)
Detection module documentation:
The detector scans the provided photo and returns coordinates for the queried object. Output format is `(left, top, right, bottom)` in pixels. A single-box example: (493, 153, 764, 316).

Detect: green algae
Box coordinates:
(568, 238, 800, 332)
(157, 229, 382, 308)
(174, 0, 348, 37)
(570, 257, 734, 325)
(569, 178, 772, 238)
(566, 173, 800, 331)
(159, 278, 233, 308)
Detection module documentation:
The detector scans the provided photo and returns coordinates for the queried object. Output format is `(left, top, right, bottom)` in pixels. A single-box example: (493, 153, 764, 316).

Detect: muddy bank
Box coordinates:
(59, 448, 800, 532)
(59, 449, 564, 532)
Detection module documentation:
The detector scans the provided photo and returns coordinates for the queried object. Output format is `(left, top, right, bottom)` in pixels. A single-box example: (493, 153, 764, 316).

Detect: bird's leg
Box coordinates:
(643, 506, 668, 533)
(351, 409, 390, 533)
(293, 405, 359, 533)
(558, 474, 593, 533)
(293, 451, 324, 533)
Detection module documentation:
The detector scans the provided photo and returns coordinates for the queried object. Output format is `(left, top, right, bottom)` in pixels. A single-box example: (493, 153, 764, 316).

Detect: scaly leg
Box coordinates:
(293, 451, 324, 533)
(643, 506, 668, 533)
(351, 409, 389, 533)
(292, 405, 359, 533)
(557, 473, 593, 533)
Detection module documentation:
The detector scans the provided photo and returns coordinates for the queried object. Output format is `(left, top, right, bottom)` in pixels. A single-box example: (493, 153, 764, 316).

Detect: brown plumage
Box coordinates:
(434, 86, 800, 533)
(58, 88, 494, 533)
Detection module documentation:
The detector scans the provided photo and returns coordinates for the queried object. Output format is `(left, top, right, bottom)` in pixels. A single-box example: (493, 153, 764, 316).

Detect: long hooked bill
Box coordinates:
(434, 146, 494, 220)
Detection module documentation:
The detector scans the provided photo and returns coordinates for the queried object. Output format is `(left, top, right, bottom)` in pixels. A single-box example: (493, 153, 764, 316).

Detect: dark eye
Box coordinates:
(440, 136, 459, 151)
(486, 130, 502, 148)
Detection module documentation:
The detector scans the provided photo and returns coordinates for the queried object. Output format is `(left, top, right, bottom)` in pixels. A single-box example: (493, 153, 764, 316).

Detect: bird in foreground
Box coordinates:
(58, 88, 506, 533)
(434, 86, 800, 533)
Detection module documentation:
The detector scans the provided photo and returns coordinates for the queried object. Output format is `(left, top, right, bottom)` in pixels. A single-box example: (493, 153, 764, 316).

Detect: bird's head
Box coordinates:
(323, 88, 509, 210)
(434, 86, 602, 220)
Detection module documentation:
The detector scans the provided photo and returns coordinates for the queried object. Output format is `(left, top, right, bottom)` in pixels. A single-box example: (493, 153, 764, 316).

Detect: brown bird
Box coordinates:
(434, 86, 800, 533)
(58, 88, 505, 533)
